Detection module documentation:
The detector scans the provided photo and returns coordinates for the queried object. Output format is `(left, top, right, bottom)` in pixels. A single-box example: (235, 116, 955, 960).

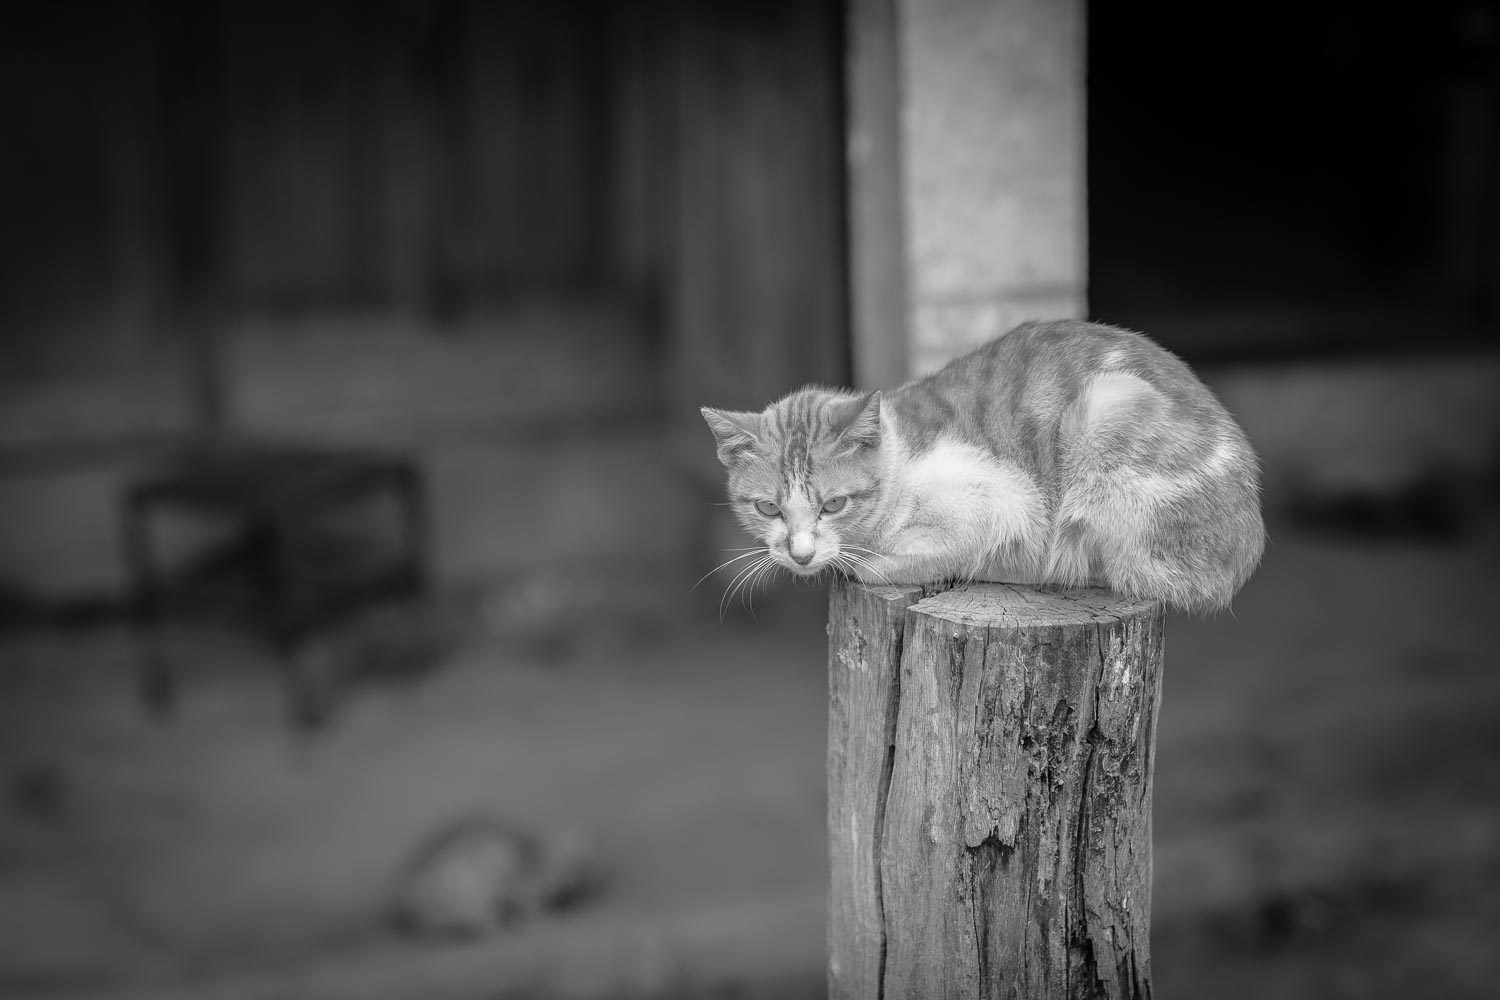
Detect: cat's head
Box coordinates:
(701, 387, 883, 577)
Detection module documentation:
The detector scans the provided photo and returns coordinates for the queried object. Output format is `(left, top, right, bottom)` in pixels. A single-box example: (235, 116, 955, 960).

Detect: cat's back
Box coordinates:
(892, 320, 1231, 440)
(889, 321, 1161, 456)
(931, 319, 1206, 394)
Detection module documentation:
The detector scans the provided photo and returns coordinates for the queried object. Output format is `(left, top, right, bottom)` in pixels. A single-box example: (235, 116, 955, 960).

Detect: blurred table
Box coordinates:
(121, 442, 426, 727)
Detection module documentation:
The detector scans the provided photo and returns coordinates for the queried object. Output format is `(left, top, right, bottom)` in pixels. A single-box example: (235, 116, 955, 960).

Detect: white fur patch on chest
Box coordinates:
(902, 440, 1044, 547)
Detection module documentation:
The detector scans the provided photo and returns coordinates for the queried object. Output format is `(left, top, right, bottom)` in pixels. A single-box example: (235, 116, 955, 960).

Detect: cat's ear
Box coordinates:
(701, 407, 763, 467)
(835, 392, 882, 453)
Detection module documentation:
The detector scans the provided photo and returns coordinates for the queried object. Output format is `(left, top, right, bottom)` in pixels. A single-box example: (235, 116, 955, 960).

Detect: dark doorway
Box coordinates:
(1088, 1, 1500, 361)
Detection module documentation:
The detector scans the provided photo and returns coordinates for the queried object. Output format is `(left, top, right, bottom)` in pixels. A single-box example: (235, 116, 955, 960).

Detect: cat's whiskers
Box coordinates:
(738, 555, 784, 618)
(691, 548, 772, 594)
(831, 546, 894, 585)
(719, 553, 778, 620)
(838, 543, 888, 560)
(741, 555, 784, 614)
(718, 553, 768, 611)
(830, 554, 864, 583)
(830, 550, 894, 586)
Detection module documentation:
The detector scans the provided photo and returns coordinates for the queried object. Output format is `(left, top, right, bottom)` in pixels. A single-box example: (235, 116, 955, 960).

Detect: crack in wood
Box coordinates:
(870, 592, 912, 1000)
(967, 827, 1018, 999)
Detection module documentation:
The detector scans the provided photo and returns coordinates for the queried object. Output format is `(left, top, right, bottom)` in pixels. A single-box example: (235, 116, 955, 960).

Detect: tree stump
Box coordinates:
(828, 580, 1164, 1000)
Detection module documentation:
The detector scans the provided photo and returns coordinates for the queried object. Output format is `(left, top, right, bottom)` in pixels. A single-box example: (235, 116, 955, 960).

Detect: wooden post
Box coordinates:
(828, 579, 1164, 999)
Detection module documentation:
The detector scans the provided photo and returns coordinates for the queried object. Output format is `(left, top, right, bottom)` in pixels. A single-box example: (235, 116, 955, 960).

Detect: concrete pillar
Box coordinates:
(847, 0, 1086, 383)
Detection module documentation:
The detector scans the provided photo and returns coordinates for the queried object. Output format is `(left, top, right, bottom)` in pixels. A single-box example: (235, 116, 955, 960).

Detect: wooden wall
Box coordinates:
(216, 2, 616, 312)
(0, 0, 847, 442)
(0, 0, 849, 594)
(1, 1, 631, 452)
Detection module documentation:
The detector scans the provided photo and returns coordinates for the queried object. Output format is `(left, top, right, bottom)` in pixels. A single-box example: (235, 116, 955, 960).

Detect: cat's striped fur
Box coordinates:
(701, 320, 1264, 613)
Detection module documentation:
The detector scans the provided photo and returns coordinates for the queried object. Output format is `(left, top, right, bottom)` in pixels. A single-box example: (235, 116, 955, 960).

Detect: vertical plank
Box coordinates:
(608, 0, 672, 324)
(845, 0, 912, 390)
(668, 0, 849, 415)
(105, 4, 168, 363)
(159, 0, 229, 435)
(377, 0, 442, 315)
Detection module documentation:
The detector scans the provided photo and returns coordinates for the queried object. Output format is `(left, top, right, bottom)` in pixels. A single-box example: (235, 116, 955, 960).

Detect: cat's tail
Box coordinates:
(1103, 486, 1265, 614)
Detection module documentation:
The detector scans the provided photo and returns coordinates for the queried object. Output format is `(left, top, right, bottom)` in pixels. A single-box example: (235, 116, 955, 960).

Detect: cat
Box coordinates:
(701, 319, 1264, 613)
(388, 814, 604, 938)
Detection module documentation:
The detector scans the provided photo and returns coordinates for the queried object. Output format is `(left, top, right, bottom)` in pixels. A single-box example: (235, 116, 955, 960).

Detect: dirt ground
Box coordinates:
(1, 511, 1498, 999)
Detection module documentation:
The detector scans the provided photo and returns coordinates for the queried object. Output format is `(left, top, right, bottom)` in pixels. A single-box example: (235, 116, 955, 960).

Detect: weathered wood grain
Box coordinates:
(829, 579, 1164, 1000)
(828, 581, 924, 997)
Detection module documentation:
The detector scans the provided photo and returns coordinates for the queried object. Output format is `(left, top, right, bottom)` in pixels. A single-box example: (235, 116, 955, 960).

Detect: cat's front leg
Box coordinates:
(843, 526, 975, 586)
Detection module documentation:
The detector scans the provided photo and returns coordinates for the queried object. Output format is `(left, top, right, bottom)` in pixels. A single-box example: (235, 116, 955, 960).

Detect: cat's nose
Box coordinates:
(791, 550, 814, 566)
(788, 532, 816, 565)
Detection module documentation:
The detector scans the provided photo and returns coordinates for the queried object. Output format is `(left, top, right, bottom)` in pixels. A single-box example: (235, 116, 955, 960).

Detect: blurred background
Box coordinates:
(1, 1, 1497, 998)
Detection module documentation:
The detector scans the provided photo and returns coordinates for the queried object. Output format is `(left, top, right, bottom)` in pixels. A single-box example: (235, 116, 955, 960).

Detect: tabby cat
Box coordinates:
(701, 320, 1264, 613)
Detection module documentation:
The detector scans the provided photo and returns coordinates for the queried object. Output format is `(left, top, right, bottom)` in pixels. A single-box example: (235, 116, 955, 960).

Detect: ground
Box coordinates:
(1, 513, 1498, 999)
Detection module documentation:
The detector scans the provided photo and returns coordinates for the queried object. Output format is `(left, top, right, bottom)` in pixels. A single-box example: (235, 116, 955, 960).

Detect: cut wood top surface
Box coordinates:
(850, 581, 1160, 628)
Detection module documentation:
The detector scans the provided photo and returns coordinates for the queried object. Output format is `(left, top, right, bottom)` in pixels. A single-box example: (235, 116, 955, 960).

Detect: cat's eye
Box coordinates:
(754, 499, 782, 517)
(821, 496, 848, 514)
